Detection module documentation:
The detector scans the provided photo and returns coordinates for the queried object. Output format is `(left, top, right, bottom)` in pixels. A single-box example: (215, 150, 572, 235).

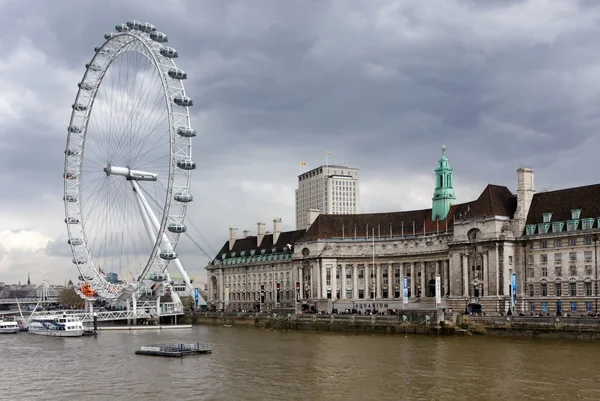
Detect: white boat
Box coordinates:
(28, 314, 84, 337)
(0, 319, 20, 334)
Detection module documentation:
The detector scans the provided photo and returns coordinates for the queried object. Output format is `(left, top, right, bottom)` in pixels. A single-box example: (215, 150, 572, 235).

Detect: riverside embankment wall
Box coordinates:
(183, 312, 600, 340)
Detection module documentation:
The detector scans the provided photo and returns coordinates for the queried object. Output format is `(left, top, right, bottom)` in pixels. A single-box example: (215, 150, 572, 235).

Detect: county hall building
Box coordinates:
(205, 148, 600, 315)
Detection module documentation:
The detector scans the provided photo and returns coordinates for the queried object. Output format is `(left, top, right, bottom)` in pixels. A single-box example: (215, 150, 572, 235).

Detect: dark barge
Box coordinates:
(135, 343, 212, 357)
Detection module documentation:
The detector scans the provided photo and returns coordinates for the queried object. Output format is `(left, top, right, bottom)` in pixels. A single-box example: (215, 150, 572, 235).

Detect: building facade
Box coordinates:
(207, 149, 600, 315)
(295, 165, 360, 230)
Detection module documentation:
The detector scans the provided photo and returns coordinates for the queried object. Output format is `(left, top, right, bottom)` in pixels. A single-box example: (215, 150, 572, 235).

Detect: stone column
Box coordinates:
(376, 264, 382, 298)
(298, 265, 303, 300)
(495, 243, 500, 296)
(310, 264, 315, 299)
(321, 261, 327, 299)
(341, 264, 347, 299)
(331, 266, 337, 299)
(365, 264, 370, 299)
(410, 263, 416, 298)
(353, 264, 358, 299)
(435, 261, 440, 298)
(420, 262, 426, 297)
(445, 260, 450, 296)
(219, 268, 224, 307)
(388, 263, 393, 299)
(462, 254, 469, 297)
(483, 252, 488, 297)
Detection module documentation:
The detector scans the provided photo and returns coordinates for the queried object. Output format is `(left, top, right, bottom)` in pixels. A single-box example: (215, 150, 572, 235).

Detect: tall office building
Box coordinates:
(295, 165, 360, 229)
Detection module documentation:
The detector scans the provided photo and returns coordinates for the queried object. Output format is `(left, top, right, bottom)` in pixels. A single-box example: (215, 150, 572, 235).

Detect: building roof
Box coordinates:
(302, 184, 516, 241)
(525, 183, 600, 225)
(213, 229, 307, 262)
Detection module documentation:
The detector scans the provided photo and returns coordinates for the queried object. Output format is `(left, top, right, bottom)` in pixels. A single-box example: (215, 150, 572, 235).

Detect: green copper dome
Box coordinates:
(432, 145, 456, 221)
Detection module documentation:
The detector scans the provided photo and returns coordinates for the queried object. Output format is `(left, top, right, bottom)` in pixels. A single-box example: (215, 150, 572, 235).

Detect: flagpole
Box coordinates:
(372, 227, 375, 302)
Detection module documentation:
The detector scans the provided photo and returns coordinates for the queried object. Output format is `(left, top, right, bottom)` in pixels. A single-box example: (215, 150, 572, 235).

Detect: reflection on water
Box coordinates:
(0, 326, 599, 401)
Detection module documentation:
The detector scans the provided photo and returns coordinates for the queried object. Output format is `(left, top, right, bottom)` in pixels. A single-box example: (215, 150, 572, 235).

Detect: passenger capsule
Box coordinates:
(68, 238, 83, 246)
(160, 47, 178, 58)
(173, 96, 193, 107)
(104, 33, 117, 40)
(65, 217, 80, 224)
(72, 258, 87, 265)
(115, 24, 129, 32)
(85, 62, 102, 71)
(140, 22, 156, 33)
(78, 275, 93, 281)
(63, 172, 77, 180)
(78, 82, 94, 90)
(176, 159, 196, 170)
(126, 20, 142, 30)
(168, 68, 187, 80)
(148, 272, 167, 281)
(149, 31, 168, 43)
(64, 194, 78, 202)
(96, 48, 113, 55)
(72, 103, 87, 112)
(65, 149, 79, 156)
(176, 126, 196, 137)
(174, 192, 193, 202)
(167, 223, 187, 233)
(68, 126, 83, 133)
(159, 251, 177, 260)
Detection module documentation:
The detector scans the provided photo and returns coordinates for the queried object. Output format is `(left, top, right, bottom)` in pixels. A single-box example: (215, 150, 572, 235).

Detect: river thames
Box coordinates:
(0, 326, 599, 400)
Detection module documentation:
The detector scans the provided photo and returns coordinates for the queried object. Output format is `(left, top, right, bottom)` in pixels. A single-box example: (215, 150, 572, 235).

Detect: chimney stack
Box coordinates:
(257, 222, 266, 247)
(513, 166, 535, 236)
(243, 230, 250, 238)
(273, 218, 282, 244)
(229, 227, 238, 251)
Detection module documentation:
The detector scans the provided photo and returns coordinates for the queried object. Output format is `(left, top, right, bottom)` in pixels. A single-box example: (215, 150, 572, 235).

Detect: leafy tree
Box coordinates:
(58, 288, 84, 308)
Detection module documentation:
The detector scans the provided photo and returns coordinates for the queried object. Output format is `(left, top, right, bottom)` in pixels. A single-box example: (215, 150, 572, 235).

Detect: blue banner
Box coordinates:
(511, 273, 517, 307)
(403, 277, 409, 305)
(194, 288, 199, 305)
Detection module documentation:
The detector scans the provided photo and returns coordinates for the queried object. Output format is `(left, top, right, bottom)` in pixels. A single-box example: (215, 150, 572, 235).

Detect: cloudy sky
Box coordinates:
(1, 0, 599, 286)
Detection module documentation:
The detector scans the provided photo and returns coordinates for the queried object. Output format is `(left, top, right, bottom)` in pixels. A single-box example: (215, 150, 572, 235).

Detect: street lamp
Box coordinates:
(464, 297, 469, 315)
(593, 234, 598, 312)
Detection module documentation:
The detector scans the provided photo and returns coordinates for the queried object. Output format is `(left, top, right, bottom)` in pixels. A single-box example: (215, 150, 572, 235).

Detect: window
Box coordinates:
(571, 209, 581, 220)
(586, 265, 593, 276)
(358, 269, 364, 279)
(538, 224, 549, 234)
(570, 252, 577, 261)
(571, 302, 577, 312)
(543, 213, 552, 223)
(554, 266, 562, 276)
(552, 222, 563, 233)
(528, 268, 535, 278)
(569, 266, 577, 276)
(541, 254, 548, 263)
(582, 219, 594, 230)
(326, 269, 331, 286)
(528, 284, 534, 297)
(585, 282, 592, 296)
(542, 302, 549, 312)
(570, 282, 577, 296)
(541, 267, 548, 277)
(554, 239, 561, 248)
(585, 237, 593, 245)
(529, 302, 535, 312)
(555, 283, 562, 297)
(541, 283, 548, 296)
(569, 238, 576, 247)
(586, 301, 593, 312)
(529, 242, 534, 250)
(526, 225, 536, 236)
(509, 256, 513, 265)
(567, 221, 578, 232)
(585, 251, 592, 261)
(528, 255, 534, 264)
(554, 253, 562, 263)
(541, 241, 548, 248)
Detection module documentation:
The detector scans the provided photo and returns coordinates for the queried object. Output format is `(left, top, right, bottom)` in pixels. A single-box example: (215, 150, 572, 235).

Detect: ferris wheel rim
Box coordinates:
(63, 23, 194, 301)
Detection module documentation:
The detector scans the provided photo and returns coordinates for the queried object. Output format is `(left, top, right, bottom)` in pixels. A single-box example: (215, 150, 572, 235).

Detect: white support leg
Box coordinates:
(132, 293, 137, 325)
(131, 181, 193, 293)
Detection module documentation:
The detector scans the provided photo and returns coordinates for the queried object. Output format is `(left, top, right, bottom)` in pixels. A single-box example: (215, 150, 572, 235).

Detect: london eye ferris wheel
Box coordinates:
(63, 20, 196, 301)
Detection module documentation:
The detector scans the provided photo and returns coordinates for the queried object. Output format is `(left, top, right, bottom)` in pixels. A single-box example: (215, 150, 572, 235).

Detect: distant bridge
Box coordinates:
(0, 297, 58, 305)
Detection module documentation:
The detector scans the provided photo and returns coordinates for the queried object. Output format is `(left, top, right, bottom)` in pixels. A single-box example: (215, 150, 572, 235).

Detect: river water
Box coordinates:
(0, 326, 599, 401)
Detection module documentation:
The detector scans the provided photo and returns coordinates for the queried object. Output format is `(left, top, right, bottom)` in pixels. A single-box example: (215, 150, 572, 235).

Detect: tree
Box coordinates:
(58, 288, 84, 308)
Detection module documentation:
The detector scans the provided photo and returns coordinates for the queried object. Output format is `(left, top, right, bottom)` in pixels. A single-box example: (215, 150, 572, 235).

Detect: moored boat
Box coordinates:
(0, 319, 20, 334)
(28, 314, 84, 337)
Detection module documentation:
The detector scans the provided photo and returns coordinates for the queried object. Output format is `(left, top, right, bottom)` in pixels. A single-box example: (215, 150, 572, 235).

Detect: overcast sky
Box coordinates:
(1, 0, 600, 286)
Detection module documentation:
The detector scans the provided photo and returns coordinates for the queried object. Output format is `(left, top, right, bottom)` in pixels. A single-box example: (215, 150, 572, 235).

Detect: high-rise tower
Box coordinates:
(432, 146, 456, 221)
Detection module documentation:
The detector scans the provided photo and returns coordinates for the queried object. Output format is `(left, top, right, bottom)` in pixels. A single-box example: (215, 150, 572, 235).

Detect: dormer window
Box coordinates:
(582, 218, 594, 230)
(552, 222, 563, 233)
(240, 251, 246, 256)
(538, 223, 550, 234)
(571, 209, 581, 220)
(543, 213, 552, 223)
(526, 225, 536, 236)
(250, 249, 256, 256)
(260, 249, 266, 255)
(271, 247, 277, 253)
(567, 221, 579, 232)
